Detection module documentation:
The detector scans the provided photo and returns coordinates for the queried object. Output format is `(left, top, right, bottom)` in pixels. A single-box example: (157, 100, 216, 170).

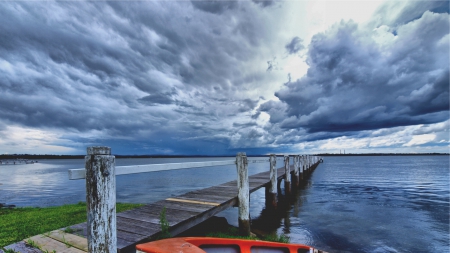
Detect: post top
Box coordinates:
(237, 152, 247, 156)
(87, 146, 111, 155)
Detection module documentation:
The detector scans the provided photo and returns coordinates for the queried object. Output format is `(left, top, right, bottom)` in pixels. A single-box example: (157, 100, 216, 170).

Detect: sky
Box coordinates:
(0, 0, 449, 155)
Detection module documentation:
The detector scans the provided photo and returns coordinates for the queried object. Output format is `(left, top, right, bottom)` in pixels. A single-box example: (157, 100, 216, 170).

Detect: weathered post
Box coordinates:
(293, 155, 299, 187)
(236, 152, 250, 236)
(284, 155, 291, 195)
(85, 147, 116, 253)
(299, 155, 304, 180)
(306, 155, 310, 172)
(266, 154, 277, 208)
(303, 155, 308, 173)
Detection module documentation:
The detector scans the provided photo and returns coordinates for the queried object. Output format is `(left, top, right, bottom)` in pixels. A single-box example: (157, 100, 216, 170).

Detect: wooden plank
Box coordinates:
(180, 191, 235, 200)
(46, 230, 88, 252)
(190, 188, 237, 198)
(25, 235, 86, 253)
(200, 190, 236, 196)
(141, 205, 201, 222)
(166, 198, 220, 206)
(152, 200, 211, 213)
(219, 181, 238, 187)
(67, 223, 87, 238)
(116, 217, 160, 236)
(195, 185, 238, 194)
(174, 194, 234, 204)
(249, 178, 271, 184)
(250, 173, 271, 178)
(117, 238, 136, 253)
(119, 206, 199, 227)
(117, 211, 160, 225)
(210, 184, 237, 189)
(116, 230, 149, 244)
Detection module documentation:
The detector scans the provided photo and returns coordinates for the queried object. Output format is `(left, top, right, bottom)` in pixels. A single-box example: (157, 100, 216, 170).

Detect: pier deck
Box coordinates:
(69, 167, 290, 253)
(6, 161, 319, 253)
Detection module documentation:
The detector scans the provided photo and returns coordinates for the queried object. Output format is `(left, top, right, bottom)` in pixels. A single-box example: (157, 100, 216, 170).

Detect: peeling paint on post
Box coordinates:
(284, 155, 291, 195)
(304, 155, 308, 172)
(236, 152, 250, 236)
(85, 147, 116, 253)
(299, 155, 304, 180)
(267, 154, 277, 207)
(306, 155, 310, 171)
(293, 155, 299, 187)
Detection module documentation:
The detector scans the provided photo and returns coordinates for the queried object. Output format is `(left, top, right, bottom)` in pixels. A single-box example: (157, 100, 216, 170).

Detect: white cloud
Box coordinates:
(403, 134, 436, 147)
(0, 125, 79, 154)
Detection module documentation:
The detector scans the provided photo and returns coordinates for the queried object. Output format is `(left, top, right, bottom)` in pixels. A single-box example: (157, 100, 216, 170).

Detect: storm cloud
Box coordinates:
(262, 8, 449, 140)
(0, 1, 448, 155)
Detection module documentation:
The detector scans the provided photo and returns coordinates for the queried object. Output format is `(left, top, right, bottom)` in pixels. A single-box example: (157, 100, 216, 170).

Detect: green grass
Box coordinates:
(0, 202, 143, 249)
(206, 227, 290, 244)
(158, 206, 171, 239)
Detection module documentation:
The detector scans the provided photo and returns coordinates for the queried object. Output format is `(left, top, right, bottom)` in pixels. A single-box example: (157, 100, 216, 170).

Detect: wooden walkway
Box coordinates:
(6, 162, 319, 253)
(74, 164, 317, 253)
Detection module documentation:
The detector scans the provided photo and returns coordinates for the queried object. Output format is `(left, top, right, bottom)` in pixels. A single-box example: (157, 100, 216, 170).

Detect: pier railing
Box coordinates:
(68, 147, 322, 253)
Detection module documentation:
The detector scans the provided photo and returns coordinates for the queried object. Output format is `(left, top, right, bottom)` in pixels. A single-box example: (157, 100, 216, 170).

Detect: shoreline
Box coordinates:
(1, 153, 448, 160)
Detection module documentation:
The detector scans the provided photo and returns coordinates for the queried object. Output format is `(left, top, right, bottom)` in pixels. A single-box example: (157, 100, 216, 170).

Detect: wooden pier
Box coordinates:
(67, 152, 320, 253)
(4, 149, 321, 253)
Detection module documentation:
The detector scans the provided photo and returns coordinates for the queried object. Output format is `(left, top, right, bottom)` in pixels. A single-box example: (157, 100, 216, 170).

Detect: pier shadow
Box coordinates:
(251, 172, 314, 237)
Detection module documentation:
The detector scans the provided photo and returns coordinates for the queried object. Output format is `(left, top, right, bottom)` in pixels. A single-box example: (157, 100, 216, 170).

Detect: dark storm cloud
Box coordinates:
(190, 0, 237, 14)
(285, 37, 304, 55)
(138, 89, 178, 106)
(261, 7, 449, 136)
(252, 0, 276, 8)
(0, 0, 284, 155)
(0, 1, 270, 144)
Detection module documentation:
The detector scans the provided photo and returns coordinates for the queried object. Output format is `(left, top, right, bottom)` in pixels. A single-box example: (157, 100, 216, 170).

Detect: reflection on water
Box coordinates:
(0, 156, 448, 252)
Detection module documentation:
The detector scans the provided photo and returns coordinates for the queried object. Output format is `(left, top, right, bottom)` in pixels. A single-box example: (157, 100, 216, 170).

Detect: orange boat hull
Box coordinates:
(136, 237, 315, 253)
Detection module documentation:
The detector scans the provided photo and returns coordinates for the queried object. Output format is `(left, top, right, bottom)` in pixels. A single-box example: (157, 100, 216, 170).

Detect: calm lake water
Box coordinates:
(0, 155, 448, 252)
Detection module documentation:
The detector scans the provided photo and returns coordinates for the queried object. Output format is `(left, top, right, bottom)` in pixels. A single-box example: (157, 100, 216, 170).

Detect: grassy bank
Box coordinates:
(0, 202, 143, 249)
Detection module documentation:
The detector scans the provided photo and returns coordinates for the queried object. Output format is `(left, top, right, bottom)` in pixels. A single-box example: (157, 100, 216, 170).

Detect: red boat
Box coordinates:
(136, 237, 316, 253)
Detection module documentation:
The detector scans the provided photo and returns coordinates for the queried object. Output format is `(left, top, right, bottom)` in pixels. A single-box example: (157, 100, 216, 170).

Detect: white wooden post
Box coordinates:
(85, 147, 116, 253)
(302, 155, 305, 172)
(299, 155, 304, 180)
(236, 152, 250, 236)
(284, 155, 291, 194)
(306, 155, 310, 171)
(294, 155, 299, 186)
(268, 154, 277, 207)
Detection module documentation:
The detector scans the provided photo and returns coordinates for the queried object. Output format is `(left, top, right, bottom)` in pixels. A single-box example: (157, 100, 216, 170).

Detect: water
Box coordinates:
(0, 156, 448, 252)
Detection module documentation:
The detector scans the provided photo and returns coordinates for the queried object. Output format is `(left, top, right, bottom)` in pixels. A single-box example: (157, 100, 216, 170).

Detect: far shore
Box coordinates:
(1, 153, 448, 160)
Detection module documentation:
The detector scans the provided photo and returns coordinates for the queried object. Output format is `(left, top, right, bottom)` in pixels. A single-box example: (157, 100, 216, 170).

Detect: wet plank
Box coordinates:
(25, 235, 86, 253)
(46, 230, 88, 252)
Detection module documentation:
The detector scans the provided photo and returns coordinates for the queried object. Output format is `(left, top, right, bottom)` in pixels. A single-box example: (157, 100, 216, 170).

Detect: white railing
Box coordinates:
(68, 157, 281, 180)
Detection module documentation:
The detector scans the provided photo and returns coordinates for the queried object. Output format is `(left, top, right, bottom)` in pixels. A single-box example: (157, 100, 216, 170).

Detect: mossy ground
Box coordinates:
(0, 202, 142, 249)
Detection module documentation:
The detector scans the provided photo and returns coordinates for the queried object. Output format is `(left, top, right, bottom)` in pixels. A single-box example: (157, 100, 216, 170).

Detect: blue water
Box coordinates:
(0, 156, 448, 252)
